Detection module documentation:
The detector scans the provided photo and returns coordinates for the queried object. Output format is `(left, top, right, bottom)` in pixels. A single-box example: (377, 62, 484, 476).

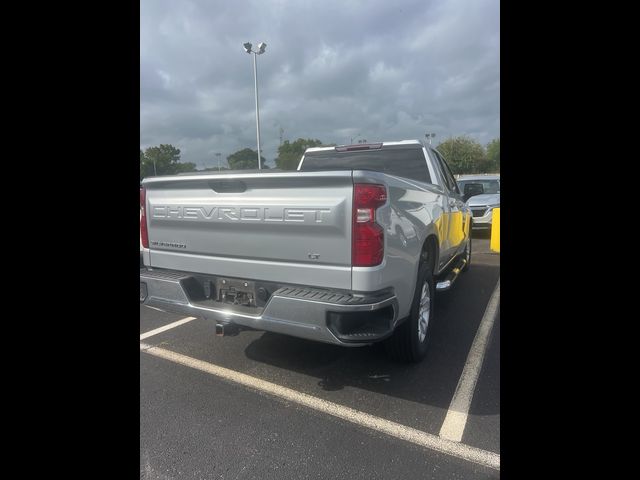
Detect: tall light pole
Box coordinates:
(425, 132, 436, 145)
(243, 42, 267, 170)
(215, 152, 221, 171)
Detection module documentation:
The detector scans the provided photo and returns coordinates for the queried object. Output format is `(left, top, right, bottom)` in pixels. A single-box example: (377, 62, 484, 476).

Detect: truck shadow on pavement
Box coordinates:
(243, 262, 500, 415)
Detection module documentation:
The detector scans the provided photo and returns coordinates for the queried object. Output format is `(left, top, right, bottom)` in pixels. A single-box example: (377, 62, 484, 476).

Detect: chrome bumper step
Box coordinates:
(436, 256, 468, 291)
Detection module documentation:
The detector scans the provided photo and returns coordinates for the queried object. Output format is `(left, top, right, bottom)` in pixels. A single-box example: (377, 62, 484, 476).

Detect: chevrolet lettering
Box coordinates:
(152, 205, 332, 223)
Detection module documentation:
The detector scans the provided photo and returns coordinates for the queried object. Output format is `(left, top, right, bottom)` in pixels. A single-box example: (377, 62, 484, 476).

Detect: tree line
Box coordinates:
(140, 144, 269, 182)
(140, 136, 499, 181)
(436, 136, 499, 174)
(140, 145, 196, 181)
(271, 137, 499, 174)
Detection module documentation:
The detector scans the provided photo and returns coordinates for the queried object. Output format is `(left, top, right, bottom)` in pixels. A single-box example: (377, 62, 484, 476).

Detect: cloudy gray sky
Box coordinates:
(141, 0, 499, 169)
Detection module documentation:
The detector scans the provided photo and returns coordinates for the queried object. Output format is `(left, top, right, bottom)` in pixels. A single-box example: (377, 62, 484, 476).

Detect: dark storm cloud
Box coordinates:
(141, 0, 499, 169)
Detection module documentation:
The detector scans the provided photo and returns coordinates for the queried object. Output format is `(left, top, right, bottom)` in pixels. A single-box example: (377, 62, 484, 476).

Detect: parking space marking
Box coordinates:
(439, 278, 500, 442)
(140, 342, 500, 471)
(144, 305, 167, 313)
(140, 316, 197, 340)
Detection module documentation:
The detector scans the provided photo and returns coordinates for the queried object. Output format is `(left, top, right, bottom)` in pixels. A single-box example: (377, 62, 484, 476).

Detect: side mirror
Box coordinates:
(463, 183, 484, 202)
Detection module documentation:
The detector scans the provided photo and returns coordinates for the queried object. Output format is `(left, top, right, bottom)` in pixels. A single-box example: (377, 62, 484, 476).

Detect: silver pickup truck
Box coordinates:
(140, 140, 472, 362)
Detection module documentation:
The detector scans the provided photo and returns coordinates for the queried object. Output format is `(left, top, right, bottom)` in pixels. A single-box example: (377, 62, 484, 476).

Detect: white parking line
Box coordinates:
(144, 305, 166, 313)
(140, 342, 500, 470)
(439, 278, 500, 442)
(140, 317, 197, 340)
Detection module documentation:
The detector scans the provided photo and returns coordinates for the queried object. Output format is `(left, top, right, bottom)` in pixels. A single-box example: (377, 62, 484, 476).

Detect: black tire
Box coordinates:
(461, 236, 471, 272)
(385, 258, 435, 363)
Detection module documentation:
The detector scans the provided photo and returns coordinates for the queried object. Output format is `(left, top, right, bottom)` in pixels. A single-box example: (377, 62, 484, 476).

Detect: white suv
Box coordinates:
(456, 174, 500, 230)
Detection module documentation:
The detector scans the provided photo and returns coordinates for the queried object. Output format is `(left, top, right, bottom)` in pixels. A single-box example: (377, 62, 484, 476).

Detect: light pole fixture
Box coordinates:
(243, 41, 267, 169)
(425, 132, 436, 145)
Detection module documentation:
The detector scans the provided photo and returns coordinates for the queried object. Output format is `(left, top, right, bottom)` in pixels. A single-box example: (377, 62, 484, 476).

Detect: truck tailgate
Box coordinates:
(142, 171, 353, 290)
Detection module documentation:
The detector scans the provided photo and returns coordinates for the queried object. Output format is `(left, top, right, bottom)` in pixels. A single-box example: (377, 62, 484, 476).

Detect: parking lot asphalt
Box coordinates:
(140, 233, 500, 479)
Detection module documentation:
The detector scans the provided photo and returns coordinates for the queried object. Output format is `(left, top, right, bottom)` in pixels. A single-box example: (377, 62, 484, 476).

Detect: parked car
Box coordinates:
(456, 174, 500, 231)
(140, 140, 472, 362)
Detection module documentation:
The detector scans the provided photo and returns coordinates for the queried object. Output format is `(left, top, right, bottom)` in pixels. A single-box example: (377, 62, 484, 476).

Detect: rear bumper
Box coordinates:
(140, 268, 399, 346)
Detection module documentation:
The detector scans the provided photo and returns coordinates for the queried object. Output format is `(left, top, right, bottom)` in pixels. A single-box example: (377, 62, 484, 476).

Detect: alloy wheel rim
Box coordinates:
(418, 281, 431, 343)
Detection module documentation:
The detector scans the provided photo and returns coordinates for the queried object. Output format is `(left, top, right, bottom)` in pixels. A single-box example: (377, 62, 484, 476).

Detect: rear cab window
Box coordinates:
(300, 145, 432, 184)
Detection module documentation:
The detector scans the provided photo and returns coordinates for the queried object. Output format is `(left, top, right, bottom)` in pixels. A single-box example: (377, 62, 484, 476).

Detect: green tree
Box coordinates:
(486, 138, 500, 173)
(144, 144, 181, 174)
(435, 136, 487, 174)
(227, 148, 267, 170)
(140, 144, 197, 181)
(140, 150, 149, 182)
(275, 138, 324, 170)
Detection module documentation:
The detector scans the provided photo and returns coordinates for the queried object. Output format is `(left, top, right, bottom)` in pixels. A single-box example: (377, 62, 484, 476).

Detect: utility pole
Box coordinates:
(243, 42, 267, 170)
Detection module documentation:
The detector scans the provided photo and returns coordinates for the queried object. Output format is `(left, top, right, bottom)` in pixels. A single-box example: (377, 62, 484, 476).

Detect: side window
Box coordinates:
(428, 149, 451, 190)
(435, 151, 460, 195)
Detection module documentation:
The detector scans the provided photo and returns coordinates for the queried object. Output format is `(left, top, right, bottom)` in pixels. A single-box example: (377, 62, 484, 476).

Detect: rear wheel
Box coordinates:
(385, 256, 435, 363)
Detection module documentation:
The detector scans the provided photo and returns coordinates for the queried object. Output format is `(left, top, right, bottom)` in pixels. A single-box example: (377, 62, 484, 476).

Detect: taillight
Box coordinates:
(352, 184, 387, 267)
(140, 187, 149, 248)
